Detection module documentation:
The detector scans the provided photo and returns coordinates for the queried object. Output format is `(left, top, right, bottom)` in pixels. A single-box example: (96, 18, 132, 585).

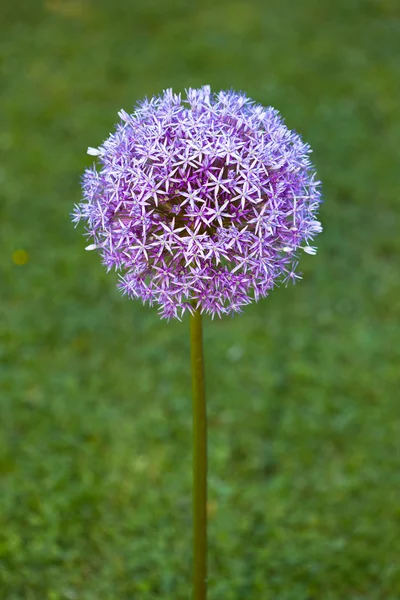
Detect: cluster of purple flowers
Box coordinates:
(73, 86, 322, 319)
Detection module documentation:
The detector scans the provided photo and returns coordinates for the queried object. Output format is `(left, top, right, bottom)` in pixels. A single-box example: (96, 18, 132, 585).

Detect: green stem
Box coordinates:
(190, 308, 207, 600)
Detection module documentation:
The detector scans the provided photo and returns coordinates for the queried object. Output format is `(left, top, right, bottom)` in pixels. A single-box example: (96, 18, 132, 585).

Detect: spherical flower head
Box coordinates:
(72, 86, 322, 320)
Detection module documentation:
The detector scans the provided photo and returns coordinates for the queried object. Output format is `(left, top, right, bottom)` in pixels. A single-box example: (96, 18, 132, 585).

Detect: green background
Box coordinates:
(1, 0, 400, 598)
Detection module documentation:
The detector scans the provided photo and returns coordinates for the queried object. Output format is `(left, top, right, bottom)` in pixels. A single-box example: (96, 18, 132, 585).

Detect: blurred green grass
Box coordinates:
(1, 0, 400, 598)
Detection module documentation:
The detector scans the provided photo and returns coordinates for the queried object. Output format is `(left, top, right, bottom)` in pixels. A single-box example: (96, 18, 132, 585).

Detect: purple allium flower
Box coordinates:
(72, 86, 322, 320)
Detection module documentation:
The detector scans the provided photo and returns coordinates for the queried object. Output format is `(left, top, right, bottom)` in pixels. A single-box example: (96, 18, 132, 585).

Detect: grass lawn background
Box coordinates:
(1, 0, 400, 598)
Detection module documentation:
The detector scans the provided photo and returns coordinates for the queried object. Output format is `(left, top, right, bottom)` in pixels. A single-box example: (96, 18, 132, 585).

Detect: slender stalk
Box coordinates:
(190, 308, 207, 600)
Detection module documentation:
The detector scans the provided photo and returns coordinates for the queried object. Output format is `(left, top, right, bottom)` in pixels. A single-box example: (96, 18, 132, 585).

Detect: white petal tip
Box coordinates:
(87, 147, 101, 156)
(282, 246, 293, 253)
(313, 222, 323, 234)
(118, 109, 130, 121)
(303, 246, 317, 255)
(85, 244, 97, 251)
